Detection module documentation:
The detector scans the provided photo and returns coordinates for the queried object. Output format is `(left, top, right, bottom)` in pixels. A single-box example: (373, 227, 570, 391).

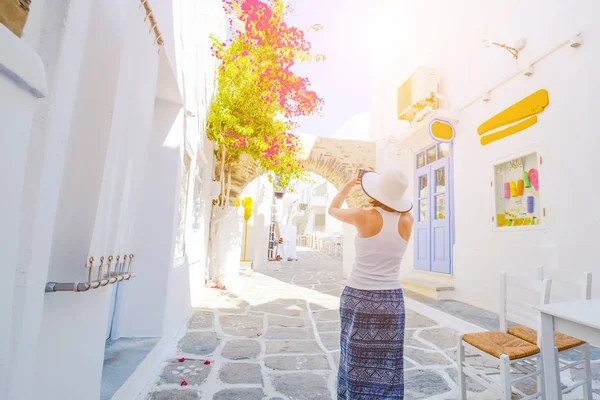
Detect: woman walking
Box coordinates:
(328, 169, 414, 399)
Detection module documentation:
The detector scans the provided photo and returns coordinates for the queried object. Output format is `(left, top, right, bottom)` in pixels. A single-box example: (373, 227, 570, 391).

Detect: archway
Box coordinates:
(221, 134, 377, 208)
(211, 135, 376, 284)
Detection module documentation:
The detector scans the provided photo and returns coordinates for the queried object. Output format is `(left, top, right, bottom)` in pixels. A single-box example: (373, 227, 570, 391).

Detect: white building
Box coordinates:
(368, 0, 600, 310)
(1, 0, 225, 398)
(285, 175, 342, 237)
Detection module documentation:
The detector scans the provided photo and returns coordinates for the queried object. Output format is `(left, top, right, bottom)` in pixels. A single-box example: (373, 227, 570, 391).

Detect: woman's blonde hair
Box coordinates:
(368, 198, 398, 213)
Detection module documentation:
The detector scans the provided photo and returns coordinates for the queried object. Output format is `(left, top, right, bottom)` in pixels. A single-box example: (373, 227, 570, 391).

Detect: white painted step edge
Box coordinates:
(404, 297, 487, 334)
(401, 279, 454, 291)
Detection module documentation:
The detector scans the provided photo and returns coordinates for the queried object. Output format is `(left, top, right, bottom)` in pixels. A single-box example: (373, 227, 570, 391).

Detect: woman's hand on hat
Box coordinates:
(345, 177, 361, 190)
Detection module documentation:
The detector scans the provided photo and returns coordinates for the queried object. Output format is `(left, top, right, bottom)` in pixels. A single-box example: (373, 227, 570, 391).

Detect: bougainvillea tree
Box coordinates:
(207, 0, 324, 205)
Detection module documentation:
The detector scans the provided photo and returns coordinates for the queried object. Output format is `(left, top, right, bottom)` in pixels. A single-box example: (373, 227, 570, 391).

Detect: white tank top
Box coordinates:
(346, 208, 408, 290)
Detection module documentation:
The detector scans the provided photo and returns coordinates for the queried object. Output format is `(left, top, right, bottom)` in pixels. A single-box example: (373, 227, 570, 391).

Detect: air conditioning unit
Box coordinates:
(397, 67, 440, 122)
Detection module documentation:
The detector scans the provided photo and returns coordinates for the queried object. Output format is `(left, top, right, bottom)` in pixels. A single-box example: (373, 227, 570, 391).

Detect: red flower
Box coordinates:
(180, 380, 188, 386)
(178, 357, 185, 363)
(204, 360, 211, 365)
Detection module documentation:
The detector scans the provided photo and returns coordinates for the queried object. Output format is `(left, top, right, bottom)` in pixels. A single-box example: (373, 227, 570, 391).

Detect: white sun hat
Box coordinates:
(360, 169, 413, 213)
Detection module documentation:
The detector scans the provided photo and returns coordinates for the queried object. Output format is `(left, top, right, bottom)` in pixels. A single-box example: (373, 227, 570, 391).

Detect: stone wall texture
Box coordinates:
(218, 134, 376, 208)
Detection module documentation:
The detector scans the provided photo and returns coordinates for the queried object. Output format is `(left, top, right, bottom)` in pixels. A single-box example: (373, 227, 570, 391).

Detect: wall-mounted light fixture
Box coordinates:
(482, 37, 527, 59)
(524, 66, 535, 77)
(570, 33, 583, 48)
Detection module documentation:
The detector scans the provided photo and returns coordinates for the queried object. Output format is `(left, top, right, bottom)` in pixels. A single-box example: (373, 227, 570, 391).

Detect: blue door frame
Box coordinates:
(413, 143, 454, 274)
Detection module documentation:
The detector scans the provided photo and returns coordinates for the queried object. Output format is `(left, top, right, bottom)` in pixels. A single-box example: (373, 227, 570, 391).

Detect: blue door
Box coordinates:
(414, 168, 430, 271)
(414, 144, 452, 274)
(430, 157, 450, 273)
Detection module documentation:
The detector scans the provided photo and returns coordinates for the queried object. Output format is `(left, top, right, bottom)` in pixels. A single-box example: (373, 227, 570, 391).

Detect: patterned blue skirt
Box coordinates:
(337, 286, 405, 399)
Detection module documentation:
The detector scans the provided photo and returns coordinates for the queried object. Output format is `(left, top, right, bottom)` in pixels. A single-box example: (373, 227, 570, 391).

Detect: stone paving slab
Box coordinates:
(249, 303, 308, 317)
(213, 388, 265, 400)
(405, 346, 453, 366)
(178, 332, 219, 356)
(272, 372, 331, 399)
(312, 309, 340, 322)
(221, 339, 261, 360)
(404, 369, 452, 399)
(158, 359, 211, 385)
(418, 327, 458, 350)
(265, 355, 330, 371)
(332, 351, 340, 369)
(266, 340, 324, 355)
(188, 311, 214, 329)
(147, 389, 202, 400)
(264, 327, 314, 340)
(267, 315, 309, 328)
(219, 362, 262, 384)
(406, 309, 437, 328)
(319, 332, 340, 352)
(219, 315, 263, 337)
(316, 321, 341, 332)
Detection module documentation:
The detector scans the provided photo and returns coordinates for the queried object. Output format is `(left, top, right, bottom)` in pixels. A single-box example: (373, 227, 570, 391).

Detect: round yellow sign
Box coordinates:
(429, 119, 455, 142)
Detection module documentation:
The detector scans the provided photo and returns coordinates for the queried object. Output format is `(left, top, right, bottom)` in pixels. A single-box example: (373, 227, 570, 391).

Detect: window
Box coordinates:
(426, 146, 437, 164)
(174, 153, 192, 259)
(416, 143, 449, 168)
(493, 152, 542, 228)
(417, 152, 426, 168)
(314, 214, 326, 226)
(437, 142, 450, 159)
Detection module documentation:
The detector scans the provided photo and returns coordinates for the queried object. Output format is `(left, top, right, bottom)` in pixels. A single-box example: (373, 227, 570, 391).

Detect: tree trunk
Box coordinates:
(219, 145, 226, 206)
(226, 169, 232, 207)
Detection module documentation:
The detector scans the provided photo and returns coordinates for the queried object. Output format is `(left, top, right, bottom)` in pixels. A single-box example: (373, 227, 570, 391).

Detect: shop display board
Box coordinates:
(493, 151, 542, 228)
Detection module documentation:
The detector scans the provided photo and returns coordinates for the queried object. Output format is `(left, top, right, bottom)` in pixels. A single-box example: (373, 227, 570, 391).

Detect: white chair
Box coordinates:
(457, 271, 552, 400)
(507, 270, 593, 399)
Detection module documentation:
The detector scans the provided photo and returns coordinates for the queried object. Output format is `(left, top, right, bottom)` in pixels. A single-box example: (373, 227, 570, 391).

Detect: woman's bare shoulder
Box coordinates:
(400, 212, 414, 221)
(399, 212, 414, 226)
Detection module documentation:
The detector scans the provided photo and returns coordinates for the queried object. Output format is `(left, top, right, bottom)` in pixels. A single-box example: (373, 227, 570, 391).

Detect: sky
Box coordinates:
(286, 0, 373, 138)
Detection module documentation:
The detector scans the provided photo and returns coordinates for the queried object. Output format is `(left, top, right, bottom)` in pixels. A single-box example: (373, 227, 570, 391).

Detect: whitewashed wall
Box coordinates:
(8, 1, 99, 397)
(370, 0, 600, 310)
(5, 0, 225, 398)
(242, 175, 274, 273)
(0, 22, 47, 398)
(32, 2, 156, 398)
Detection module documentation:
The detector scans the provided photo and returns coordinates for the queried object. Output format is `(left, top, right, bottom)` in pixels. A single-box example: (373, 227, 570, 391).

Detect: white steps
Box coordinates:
(401, 272, 454, 300)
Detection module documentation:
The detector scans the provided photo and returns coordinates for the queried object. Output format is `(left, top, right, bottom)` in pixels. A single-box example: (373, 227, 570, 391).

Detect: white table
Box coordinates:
(534, 300, 600, 399)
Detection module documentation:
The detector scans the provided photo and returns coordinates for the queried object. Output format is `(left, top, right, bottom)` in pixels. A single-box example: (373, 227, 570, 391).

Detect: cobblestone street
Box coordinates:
(139, 249, 598, 400)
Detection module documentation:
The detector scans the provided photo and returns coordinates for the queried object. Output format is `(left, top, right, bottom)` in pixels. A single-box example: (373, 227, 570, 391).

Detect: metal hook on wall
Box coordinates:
(100, 257, 110, 287)
(111, 256, 120, 283)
